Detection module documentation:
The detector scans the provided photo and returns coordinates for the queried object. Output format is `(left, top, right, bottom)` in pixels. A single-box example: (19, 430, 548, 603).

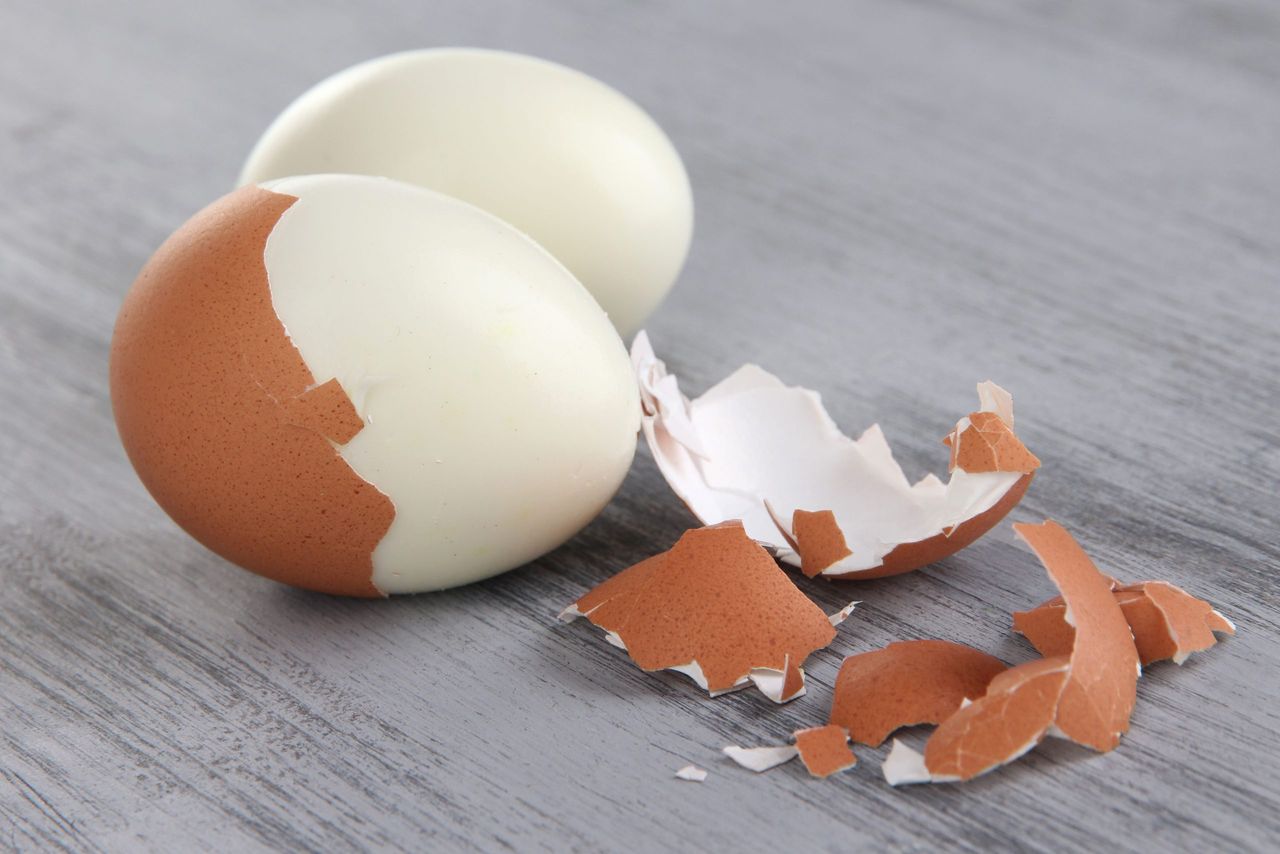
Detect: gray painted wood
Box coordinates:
(2, 1, 1277, 850)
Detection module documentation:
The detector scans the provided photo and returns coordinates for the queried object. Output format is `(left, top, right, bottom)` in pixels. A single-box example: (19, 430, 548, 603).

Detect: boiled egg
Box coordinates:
(239, 48, 694, 338)
(110, 174, 640, 596)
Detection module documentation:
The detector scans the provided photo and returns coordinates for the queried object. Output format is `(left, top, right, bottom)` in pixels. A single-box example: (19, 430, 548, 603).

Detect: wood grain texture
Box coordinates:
(2, 0, 1277, 850)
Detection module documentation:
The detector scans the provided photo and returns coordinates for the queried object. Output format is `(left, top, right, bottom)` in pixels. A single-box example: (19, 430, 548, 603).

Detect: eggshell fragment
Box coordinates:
(766, 505, 852, 578)
(722, 745, 800, 773)
(278, 378, 365, 444)
(675, 765, 708, 782)
(793, 725, 858, 778)
(111, 176, 640, 596)
(1138, 582, 1236, 663)
(883, 656, 1071, 785)
(722, 727, 856, 778)
(828, 601, 860, 627)
(944, 408, 1040, 474)
(632, 333, 1037, 579)
(884, 520, 1140, 785)
(1015, 580, 1234, 666)
(829, 640, 1008, 747)
(1014, 521, 1140, 752)
(560, 522, 851, 701)
(239, 49, 693, 338)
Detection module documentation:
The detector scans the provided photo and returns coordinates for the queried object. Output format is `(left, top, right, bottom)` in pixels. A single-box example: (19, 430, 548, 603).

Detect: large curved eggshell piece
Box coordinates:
(112, 175, 640, 596)
(632, 333, 1036, 579)
(239, 48, 694, 338)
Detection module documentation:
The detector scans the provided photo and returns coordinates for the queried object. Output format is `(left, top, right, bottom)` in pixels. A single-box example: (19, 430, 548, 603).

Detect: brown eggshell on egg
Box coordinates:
(110, 185, 394, 597)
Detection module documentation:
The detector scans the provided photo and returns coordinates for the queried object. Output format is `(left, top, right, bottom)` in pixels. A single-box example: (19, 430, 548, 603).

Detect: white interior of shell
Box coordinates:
(882, 739, 942, 786)
(722, 744, 800, 773)
(633, 332, 1023, 576)
(675, 764, 708, 782)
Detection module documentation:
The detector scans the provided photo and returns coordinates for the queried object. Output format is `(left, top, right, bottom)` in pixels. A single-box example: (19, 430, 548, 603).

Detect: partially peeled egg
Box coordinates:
(110, 174, 640, 596)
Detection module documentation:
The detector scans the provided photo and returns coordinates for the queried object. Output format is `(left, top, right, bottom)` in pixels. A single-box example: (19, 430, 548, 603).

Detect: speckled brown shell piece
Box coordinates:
(793, 725, 857, 777)
(1014, 580, 1234, 666)
(791, 509, 853, 577)
(923, 656, 1071, 781)
(945, 410, 1041, 474)
(569, 522, 836, 695)
(110, 185, 395, 597)
(899, 521, 1143, 783)
(829, 640, 1008, 747)
(1013, 521, 1139, 752)
(280, 377, 366, 445)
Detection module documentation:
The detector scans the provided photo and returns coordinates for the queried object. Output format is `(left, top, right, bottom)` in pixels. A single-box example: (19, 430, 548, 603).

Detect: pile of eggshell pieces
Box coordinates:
(562, 335, 1235, 785)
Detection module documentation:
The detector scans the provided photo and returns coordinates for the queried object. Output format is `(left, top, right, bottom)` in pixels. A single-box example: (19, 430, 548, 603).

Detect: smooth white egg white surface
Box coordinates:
(261, 174, 640, 593)
(240, 48, 694, 339)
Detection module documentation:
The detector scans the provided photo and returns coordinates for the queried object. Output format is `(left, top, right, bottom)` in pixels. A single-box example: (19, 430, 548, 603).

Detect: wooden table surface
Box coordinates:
(3, 1, 1278, 851)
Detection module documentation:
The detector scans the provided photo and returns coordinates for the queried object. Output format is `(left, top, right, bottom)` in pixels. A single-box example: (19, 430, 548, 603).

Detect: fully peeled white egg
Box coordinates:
(110, 174, 640, 596)
(238, 48, 695, 339)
